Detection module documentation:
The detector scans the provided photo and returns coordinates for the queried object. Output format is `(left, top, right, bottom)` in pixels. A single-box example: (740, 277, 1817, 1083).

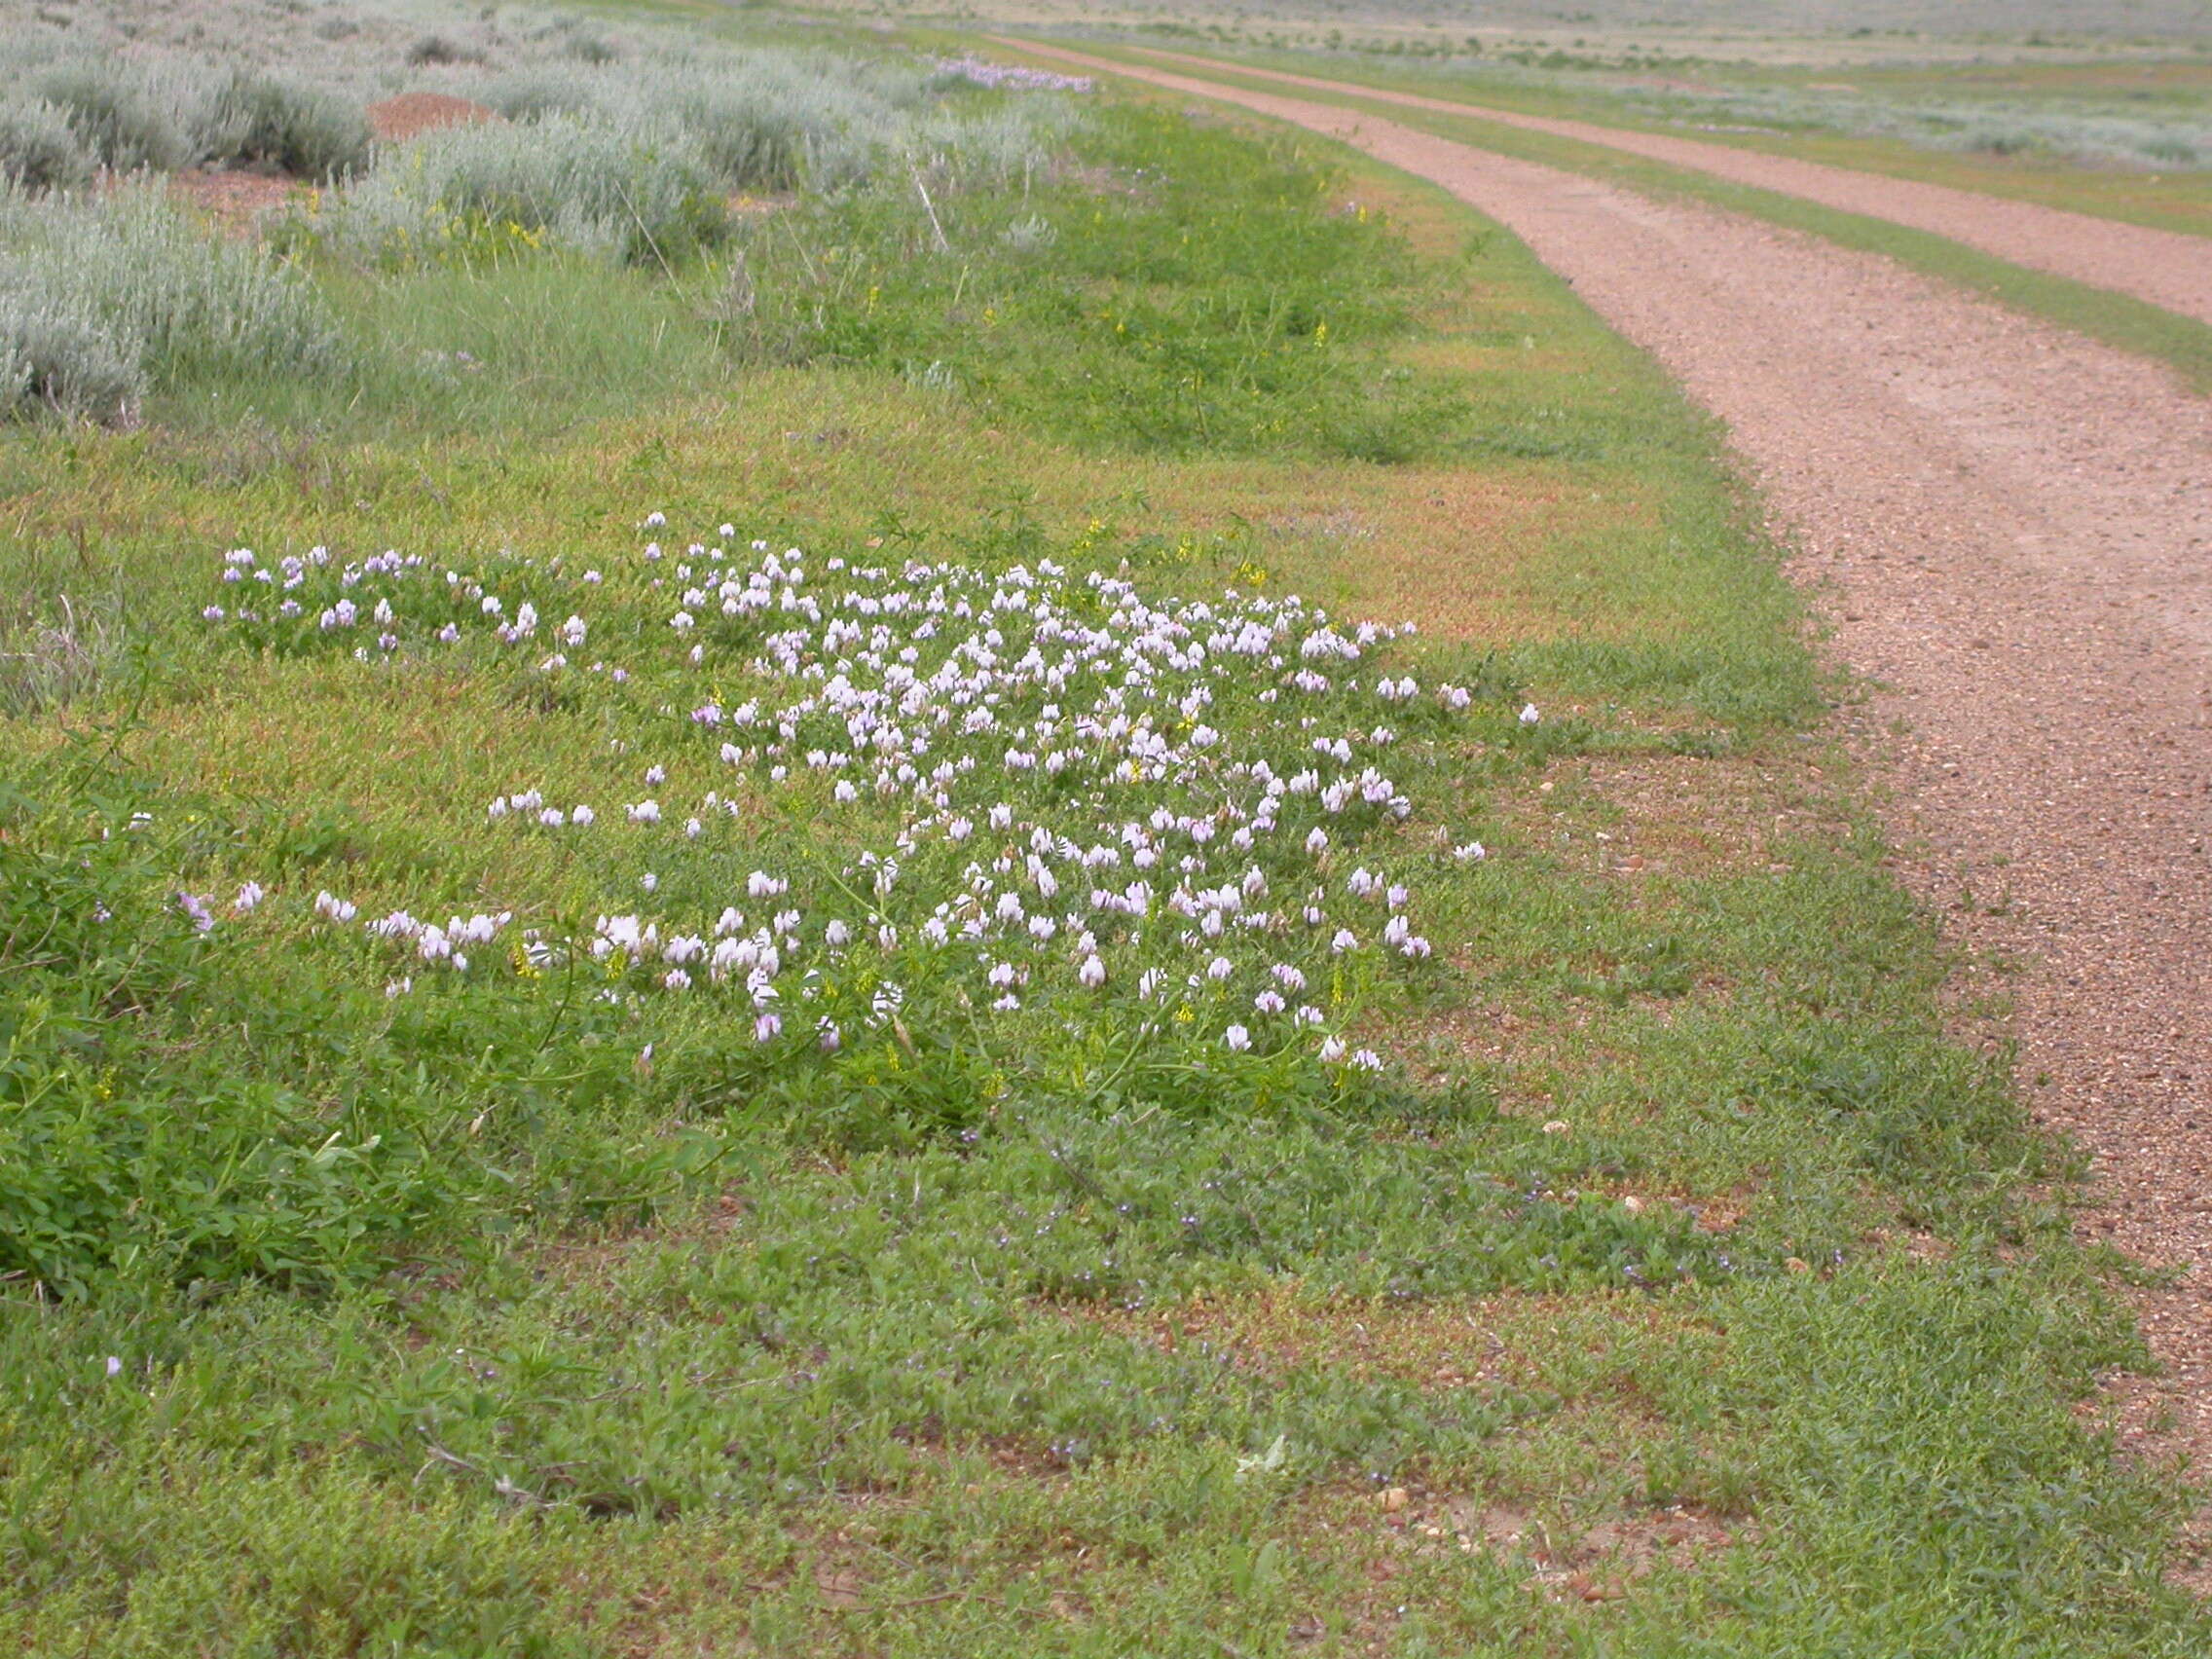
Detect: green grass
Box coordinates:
(1, 32, 2207, 1657)
(109, 104, 1461, 451)
(720, 106, 1470, 462)
(160, 257, 739, 441)
(1035, 40, 2212, 396)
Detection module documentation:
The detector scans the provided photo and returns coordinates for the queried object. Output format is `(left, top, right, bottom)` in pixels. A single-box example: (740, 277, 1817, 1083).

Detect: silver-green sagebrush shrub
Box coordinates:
(313, 115, 728, 267)
(17, 55, 374, 182)
(220, 74, 375, 182)
(34, 58, 242, 172)
(674, 82, 854, 195)
(667, 58, 912, 192)
(472, 50, 1019, 198)
(0, 271, 142, 421)
(0, 185, 337, 421)
(918, 102, 1079, 189)
(0, 97, 96, 194)
(405, 32, 486, 68)
(476, 64, 879, 195)
(1000, 212, 1059, 253)
(477, 69, 597, 124)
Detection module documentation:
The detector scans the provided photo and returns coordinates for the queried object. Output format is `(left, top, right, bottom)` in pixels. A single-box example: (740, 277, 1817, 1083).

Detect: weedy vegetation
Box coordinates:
(0, 0, 1083, 414)
(1, 2, 2207, 1654)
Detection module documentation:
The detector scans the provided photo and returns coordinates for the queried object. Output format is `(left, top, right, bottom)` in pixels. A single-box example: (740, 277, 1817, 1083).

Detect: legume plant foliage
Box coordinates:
(2, 511, 1737, 1309)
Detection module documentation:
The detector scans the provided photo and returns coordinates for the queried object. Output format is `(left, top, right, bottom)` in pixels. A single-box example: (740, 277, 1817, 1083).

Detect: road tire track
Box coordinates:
(1103, 44, 2212, 327)
(1015, 41, 2212, 1557)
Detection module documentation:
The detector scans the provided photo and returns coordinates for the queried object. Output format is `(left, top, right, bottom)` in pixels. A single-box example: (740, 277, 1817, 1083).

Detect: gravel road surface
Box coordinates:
(1016, 41, 2212, 1547)
(1117, 45, 2212, 327)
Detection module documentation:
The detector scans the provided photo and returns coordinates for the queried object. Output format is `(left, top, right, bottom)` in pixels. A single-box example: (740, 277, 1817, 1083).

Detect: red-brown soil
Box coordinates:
(367, 92, 498, 142)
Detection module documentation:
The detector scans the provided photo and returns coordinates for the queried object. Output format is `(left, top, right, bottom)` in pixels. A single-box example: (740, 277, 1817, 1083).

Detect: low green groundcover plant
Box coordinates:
(722, 105, 1473, 461)
(1, 506, 2198, 1654)
(5, 509, 1737, 1302)
(3, 26, 2206, 1649)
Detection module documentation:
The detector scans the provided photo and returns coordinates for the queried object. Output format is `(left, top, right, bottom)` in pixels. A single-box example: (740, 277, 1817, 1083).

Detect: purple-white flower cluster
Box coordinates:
(203, 544, 600, 675)
(936, 55, 1093, 93)
(213, 518, 1507, 1075)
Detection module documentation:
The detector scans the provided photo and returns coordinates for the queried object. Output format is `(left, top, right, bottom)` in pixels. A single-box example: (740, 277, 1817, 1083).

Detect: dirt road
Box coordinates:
(1107, 45, 2212, 328)
(1014, 41, 2212, 1516)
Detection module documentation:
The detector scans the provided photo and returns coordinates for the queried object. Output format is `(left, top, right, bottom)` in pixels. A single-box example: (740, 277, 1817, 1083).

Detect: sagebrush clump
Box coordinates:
(10, 59, 373, 184)
(223, 75, 375, 182)
(0, 97, 96, 194)
(0, 10, 1090, 421)
(32, 58, 238, 172)
(0, 184, 336, 419)
(310, 114, 732, 268)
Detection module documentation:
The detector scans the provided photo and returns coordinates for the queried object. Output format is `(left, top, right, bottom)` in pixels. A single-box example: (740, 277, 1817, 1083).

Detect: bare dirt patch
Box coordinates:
(1072, 1284, 1726, 1403)
(1081, 1288, 1526, 1391)
(169, 169, 299, 235)
(368, 92, 499, 142)
(1250, 471, 1572, 643)
(1478, 749, 1817, 883)
(1298, 1476, 1747, 1614)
